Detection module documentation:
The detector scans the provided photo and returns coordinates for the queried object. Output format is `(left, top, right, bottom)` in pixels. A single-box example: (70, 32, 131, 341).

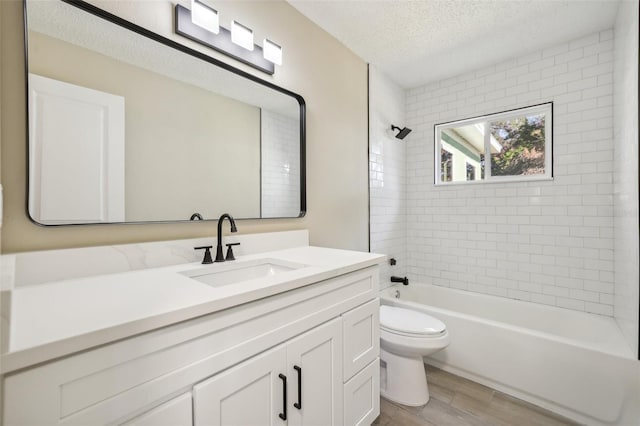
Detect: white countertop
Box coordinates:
(2, 246, 384, 373)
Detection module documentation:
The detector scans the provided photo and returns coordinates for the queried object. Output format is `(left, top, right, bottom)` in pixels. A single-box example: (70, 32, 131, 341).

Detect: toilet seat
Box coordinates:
(380, 305, 446, 337)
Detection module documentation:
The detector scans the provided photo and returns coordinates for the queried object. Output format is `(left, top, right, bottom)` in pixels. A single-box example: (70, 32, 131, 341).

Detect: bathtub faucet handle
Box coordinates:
(390, 276, 409, 286)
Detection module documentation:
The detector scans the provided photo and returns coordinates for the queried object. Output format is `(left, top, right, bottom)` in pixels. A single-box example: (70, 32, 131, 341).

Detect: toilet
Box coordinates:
(379, 305, 450, 406)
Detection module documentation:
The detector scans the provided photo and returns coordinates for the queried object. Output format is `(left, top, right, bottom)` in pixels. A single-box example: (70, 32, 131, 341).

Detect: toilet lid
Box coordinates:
(380, 305, 446, 336)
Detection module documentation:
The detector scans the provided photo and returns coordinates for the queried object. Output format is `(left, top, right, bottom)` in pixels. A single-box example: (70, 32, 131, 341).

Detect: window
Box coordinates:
(441, 148, 453, 182)
(434, 103, 552, 185)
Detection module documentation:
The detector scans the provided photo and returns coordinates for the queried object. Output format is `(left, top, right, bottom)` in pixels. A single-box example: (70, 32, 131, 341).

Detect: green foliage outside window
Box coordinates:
(490, 114, 546, 176)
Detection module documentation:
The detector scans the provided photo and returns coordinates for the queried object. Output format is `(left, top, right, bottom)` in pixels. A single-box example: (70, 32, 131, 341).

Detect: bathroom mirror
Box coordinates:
(25, 0, 305, 225)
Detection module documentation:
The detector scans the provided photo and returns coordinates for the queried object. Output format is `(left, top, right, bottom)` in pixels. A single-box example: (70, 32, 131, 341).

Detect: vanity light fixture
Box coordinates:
(191, 0, 219, 34)
(263, 39, 282, 66)
(231, 21, 254, 51)
(174, 3, 282, 74)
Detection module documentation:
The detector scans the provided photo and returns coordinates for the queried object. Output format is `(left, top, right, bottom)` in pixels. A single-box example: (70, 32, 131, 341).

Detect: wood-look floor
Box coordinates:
(373, 364, 579, 426)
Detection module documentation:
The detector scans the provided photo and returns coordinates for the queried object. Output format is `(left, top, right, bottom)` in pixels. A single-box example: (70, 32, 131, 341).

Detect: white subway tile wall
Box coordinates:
(613, 1, 639, 355)
(405, 30, 616, 315)
(369, 67, 407, 290)
(261, 110, 300, 217)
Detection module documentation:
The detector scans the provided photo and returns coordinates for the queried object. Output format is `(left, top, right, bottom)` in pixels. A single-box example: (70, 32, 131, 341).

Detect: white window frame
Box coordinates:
(434, 102, 553, 185)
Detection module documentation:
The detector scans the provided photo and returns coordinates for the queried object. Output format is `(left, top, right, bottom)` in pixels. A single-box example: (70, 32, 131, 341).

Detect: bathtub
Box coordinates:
(380, 284, 640, 426)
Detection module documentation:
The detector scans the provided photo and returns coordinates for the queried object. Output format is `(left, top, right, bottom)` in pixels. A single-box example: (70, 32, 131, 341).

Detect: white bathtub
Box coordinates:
(381, 284, 640, 426)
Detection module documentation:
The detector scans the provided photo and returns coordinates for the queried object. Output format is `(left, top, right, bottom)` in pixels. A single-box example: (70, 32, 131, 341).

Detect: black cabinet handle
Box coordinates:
(293, 365, 302, 410)
(278, 373, 287, 421)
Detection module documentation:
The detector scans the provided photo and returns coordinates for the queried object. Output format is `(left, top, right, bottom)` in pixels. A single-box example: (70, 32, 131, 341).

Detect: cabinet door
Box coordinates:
(286, 318, 343, 426)
(193, 346, 287, 426)
(122, 393, 192, 426)
(344, 360, 380, 426)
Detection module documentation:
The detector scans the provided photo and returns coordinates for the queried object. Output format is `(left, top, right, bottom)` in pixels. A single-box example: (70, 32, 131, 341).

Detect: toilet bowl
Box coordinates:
(379, 304, 450, 406)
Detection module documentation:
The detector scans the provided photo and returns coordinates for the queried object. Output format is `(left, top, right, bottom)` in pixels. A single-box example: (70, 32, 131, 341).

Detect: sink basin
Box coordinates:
(180, 258, 307, 287)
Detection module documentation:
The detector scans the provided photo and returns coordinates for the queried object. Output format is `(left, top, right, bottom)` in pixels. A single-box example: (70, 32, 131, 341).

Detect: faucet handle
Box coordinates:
(225, 242, 240, 261)
(194, 245, 213, 264)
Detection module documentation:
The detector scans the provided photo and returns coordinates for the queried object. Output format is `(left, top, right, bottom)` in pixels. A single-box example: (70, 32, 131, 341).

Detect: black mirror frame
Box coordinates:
(23, 0, 306, 226)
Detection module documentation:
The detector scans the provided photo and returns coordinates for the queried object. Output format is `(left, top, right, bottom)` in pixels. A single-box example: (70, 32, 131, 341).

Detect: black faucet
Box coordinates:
(215, 213, 237, 262)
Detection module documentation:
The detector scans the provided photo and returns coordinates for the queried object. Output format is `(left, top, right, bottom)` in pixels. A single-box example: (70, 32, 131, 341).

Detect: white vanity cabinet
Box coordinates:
(3, 265, 381, 426)
(193, 318, 343, 426)
(123, 393, 193, 426)
(341, 299, 380, 426)
(193, 345, 289, 426)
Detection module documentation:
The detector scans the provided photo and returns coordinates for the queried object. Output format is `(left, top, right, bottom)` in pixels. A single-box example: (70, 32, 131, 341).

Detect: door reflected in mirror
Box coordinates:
(25, 0, 305, 225)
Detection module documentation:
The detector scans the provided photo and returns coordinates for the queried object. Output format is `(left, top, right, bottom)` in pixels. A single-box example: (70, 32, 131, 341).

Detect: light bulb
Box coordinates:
(231, 21, 254, 51)
(191, 0, 219, 34)
(263, 39, 282, 65)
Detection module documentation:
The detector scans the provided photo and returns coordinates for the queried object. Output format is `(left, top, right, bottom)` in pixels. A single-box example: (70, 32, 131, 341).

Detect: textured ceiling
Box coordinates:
(288, 0, 622, 88)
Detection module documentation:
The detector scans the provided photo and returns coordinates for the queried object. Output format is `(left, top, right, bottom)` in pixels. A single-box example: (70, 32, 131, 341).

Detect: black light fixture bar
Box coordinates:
(175, 4, 274, 75)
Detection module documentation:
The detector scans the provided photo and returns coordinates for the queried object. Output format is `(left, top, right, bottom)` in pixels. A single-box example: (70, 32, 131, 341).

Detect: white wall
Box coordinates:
(369, 66, 406, 290)
(613, 0, 639, 356)
(406, 30, 617, 315)
(261, 110, 300, 218)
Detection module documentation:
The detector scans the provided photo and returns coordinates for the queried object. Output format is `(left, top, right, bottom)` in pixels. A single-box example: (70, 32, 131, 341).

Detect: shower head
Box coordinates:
(391, 125, 412, 140)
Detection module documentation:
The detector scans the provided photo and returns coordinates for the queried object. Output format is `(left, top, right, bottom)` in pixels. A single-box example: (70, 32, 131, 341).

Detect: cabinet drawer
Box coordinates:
(342, 299, 379, 381)
(122, 393, 192, 426)
(343, 359, 380, 426)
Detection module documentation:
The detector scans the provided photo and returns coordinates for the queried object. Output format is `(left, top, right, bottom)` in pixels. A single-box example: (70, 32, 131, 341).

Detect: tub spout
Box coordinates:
(391, 276, 409, 285)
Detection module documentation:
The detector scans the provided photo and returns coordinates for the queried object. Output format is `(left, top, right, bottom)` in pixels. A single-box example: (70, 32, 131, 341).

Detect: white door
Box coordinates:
(286, 318, 343, 426)
(28, 73, 125, 224)
(122, 393, 193, 426)
(193, 345, 287, 426)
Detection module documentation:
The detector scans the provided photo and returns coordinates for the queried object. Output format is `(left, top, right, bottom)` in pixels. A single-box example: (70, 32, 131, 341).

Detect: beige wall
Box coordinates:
(30, 32, 261, 221)
(0, 0, 3, 255)
(0, 0, 369, 253)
